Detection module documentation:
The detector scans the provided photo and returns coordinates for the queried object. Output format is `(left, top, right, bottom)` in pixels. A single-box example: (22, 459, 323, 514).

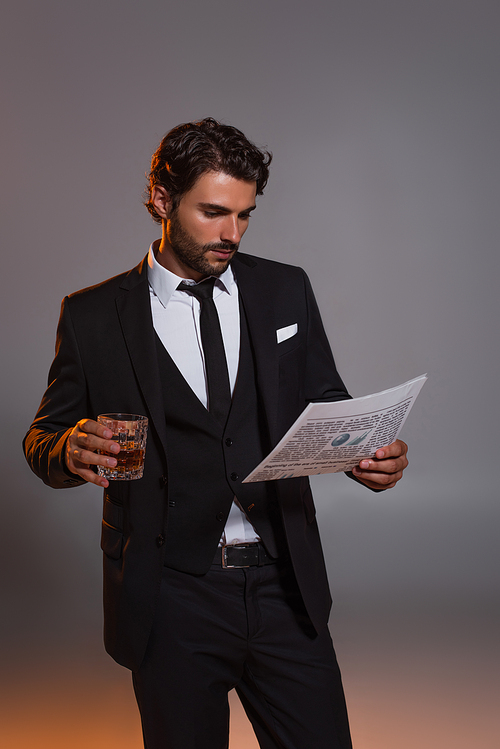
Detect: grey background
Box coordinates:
(1, 1, 499, 747)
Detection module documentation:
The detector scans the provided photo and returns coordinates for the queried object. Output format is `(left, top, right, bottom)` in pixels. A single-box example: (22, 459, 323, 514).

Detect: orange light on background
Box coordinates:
(1, 633, 499, 749)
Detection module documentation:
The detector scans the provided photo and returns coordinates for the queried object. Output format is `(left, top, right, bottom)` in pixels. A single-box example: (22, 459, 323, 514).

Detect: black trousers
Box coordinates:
(132, 559, 352, 749)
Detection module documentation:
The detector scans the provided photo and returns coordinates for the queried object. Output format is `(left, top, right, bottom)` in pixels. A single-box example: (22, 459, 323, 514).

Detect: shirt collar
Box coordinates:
(147, 242, 236, 308)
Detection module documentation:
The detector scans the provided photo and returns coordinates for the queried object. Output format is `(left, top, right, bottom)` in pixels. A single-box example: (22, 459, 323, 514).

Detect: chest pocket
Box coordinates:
(277, 324, 300, 356)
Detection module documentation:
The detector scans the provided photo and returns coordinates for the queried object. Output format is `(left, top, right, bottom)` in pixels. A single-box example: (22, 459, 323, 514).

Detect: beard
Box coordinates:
(167, 210, 239, 278)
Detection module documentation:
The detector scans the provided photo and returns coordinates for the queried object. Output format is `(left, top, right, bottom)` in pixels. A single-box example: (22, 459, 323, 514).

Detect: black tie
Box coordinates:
(177, 278, 232, 426)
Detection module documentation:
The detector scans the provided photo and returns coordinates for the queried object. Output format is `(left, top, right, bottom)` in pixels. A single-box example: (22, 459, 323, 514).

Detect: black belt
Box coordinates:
(215, 542, 277, 569)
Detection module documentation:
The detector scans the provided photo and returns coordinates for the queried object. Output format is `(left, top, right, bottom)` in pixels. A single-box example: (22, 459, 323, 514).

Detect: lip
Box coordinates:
(210, 249, 234, 260)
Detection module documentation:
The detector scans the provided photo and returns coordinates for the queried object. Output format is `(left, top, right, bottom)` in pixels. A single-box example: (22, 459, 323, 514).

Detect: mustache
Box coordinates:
(205, 242, 239, 252)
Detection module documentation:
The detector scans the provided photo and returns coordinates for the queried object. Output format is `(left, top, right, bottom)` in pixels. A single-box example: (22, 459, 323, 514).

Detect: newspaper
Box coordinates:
(242, 374, 427, 483)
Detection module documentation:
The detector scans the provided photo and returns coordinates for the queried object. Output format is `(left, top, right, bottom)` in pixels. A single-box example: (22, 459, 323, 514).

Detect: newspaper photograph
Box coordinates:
(243, 374, 427, 483)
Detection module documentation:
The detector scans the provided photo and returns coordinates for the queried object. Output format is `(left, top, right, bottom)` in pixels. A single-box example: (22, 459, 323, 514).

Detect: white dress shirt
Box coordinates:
(147, 244, 260, 546)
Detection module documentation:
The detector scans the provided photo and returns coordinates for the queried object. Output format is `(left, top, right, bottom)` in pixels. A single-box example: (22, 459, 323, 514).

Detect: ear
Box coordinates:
(151, 185, 173, 220)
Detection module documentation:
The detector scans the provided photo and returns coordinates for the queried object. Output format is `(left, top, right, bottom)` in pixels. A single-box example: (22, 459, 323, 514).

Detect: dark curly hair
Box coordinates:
(144, 118, 272, 224)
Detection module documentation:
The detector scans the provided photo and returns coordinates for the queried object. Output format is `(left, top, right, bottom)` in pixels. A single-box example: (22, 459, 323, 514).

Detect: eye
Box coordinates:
(204, 211, 219, 218)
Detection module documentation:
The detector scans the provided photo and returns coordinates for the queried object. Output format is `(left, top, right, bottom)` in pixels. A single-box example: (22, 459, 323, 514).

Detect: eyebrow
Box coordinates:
(198, 202, 257, 214)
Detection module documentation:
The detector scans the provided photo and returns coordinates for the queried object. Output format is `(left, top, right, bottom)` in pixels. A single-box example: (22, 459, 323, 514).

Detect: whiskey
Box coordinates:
(109, 446, 145, 473)
(97, 414, 148, 481)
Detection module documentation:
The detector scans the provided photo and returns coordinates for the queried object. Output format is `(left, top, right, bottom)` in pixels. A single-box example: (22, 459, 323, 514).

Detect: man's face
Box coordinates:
(157, 171, 257, 281)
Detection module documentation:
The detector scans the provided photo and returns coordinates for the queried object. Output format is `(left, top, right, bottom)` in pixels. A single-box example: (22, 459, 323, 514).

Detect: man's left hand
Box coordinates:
(352, 439, 408, 491)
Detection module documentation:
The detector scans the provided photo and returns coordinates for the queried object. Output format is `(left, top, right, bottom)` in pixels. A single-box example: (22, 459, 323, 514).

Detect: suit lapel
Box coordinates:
(113, 252, 281, 457)
(115, 256, 169, 460)
(232, 254, 280, 443)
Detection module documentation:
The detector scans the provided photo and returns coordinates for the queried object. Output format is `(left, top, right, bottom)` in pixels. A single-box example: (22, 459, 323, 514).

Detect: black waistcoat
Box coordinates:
(155, 302, 285, 574)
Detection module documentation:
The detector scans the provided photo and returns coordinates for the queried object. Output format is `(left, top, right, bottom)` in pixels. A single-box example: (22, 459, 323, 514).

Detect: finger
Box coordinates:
(373, 440, 408, 460)
(66, 420, 120, 484)
(353, 459, 404, 478)
(357, 476, 399, 491)
(69, 424, 121, 458)
(352, 469, 403, 490)
(71, 464, 111, 489)
(79, 418, 113, 439)
(356, 456, 408, 474)
(68, 443, 119, 469)
(66, 449, 116, 488)
(352, 440, 408, 491)
(356, 458, 408, 475)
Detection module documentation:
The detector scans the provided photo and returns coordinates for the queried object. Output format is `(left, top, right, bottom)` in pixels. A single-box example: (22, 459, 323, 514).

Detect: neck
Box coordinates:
(154, 233, 205, 282)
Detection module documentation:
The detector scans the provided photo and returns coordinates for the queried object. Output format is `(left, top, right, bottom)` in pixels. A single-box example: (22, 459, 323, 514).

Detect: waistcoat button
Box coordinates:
(160, 475, 168, 488)
(225, 438, 233, 447)
(216, 512, 224, 522)
(230, 472, 239, 481)
(156, 534, 165, 547)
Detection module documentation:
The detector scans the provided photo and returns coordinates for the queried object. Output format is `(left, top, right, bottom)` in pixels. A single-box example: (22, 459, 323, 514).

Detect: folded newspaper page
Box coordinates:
(243, 374, 427, 483)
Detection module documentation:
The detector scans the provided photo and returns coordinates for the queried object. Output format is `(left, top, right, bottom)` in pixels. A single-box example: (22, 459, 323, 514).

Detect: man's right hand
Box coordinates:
(65, 419, 120, 488)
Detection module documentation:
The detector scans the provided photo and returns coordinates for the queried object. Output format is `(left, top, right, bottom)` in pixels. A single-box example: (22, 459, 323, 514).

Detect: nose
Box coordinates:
(220, 215, 243, 245)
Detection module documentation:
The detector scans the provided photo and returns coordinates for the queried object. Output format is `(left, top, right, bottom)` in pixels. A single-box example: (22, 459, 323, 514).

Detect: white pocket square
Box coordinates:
(276, 323, 298, 344)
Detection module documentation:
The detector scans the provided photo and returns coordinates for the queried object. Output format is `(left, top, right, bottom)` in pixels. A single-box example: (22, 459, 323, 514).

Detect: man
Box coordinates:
(24, 118, 408, 749)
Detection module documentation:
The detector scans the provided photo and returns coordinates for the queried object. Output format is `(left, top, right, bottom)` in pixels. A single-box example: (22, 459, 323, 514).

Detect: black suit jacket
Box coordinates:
(24, 252, 350, 670)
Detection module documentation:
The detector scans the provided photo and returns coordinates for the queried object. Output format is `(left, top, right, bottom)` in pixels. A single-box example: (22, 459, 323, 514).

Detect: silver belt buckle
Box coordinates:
(221, 543, 258, 568)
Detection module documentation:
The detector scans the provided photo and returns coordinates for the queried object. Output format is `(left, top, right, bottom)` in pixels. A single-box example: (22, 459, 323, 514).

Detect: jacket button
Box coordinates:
(225, 438, 233, 447)
(230, 472, 239, 481)
(216, 512, 224, 522)
(156, 534, 165, 547)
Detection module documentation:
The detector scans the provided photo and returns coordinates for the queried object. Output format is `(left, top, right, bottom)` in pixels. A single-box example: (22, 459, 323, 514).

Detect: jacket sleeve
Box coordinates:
(23, 296, 89, 489)
(299, 270, 381, 490)
(301, 269, 351, 404)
